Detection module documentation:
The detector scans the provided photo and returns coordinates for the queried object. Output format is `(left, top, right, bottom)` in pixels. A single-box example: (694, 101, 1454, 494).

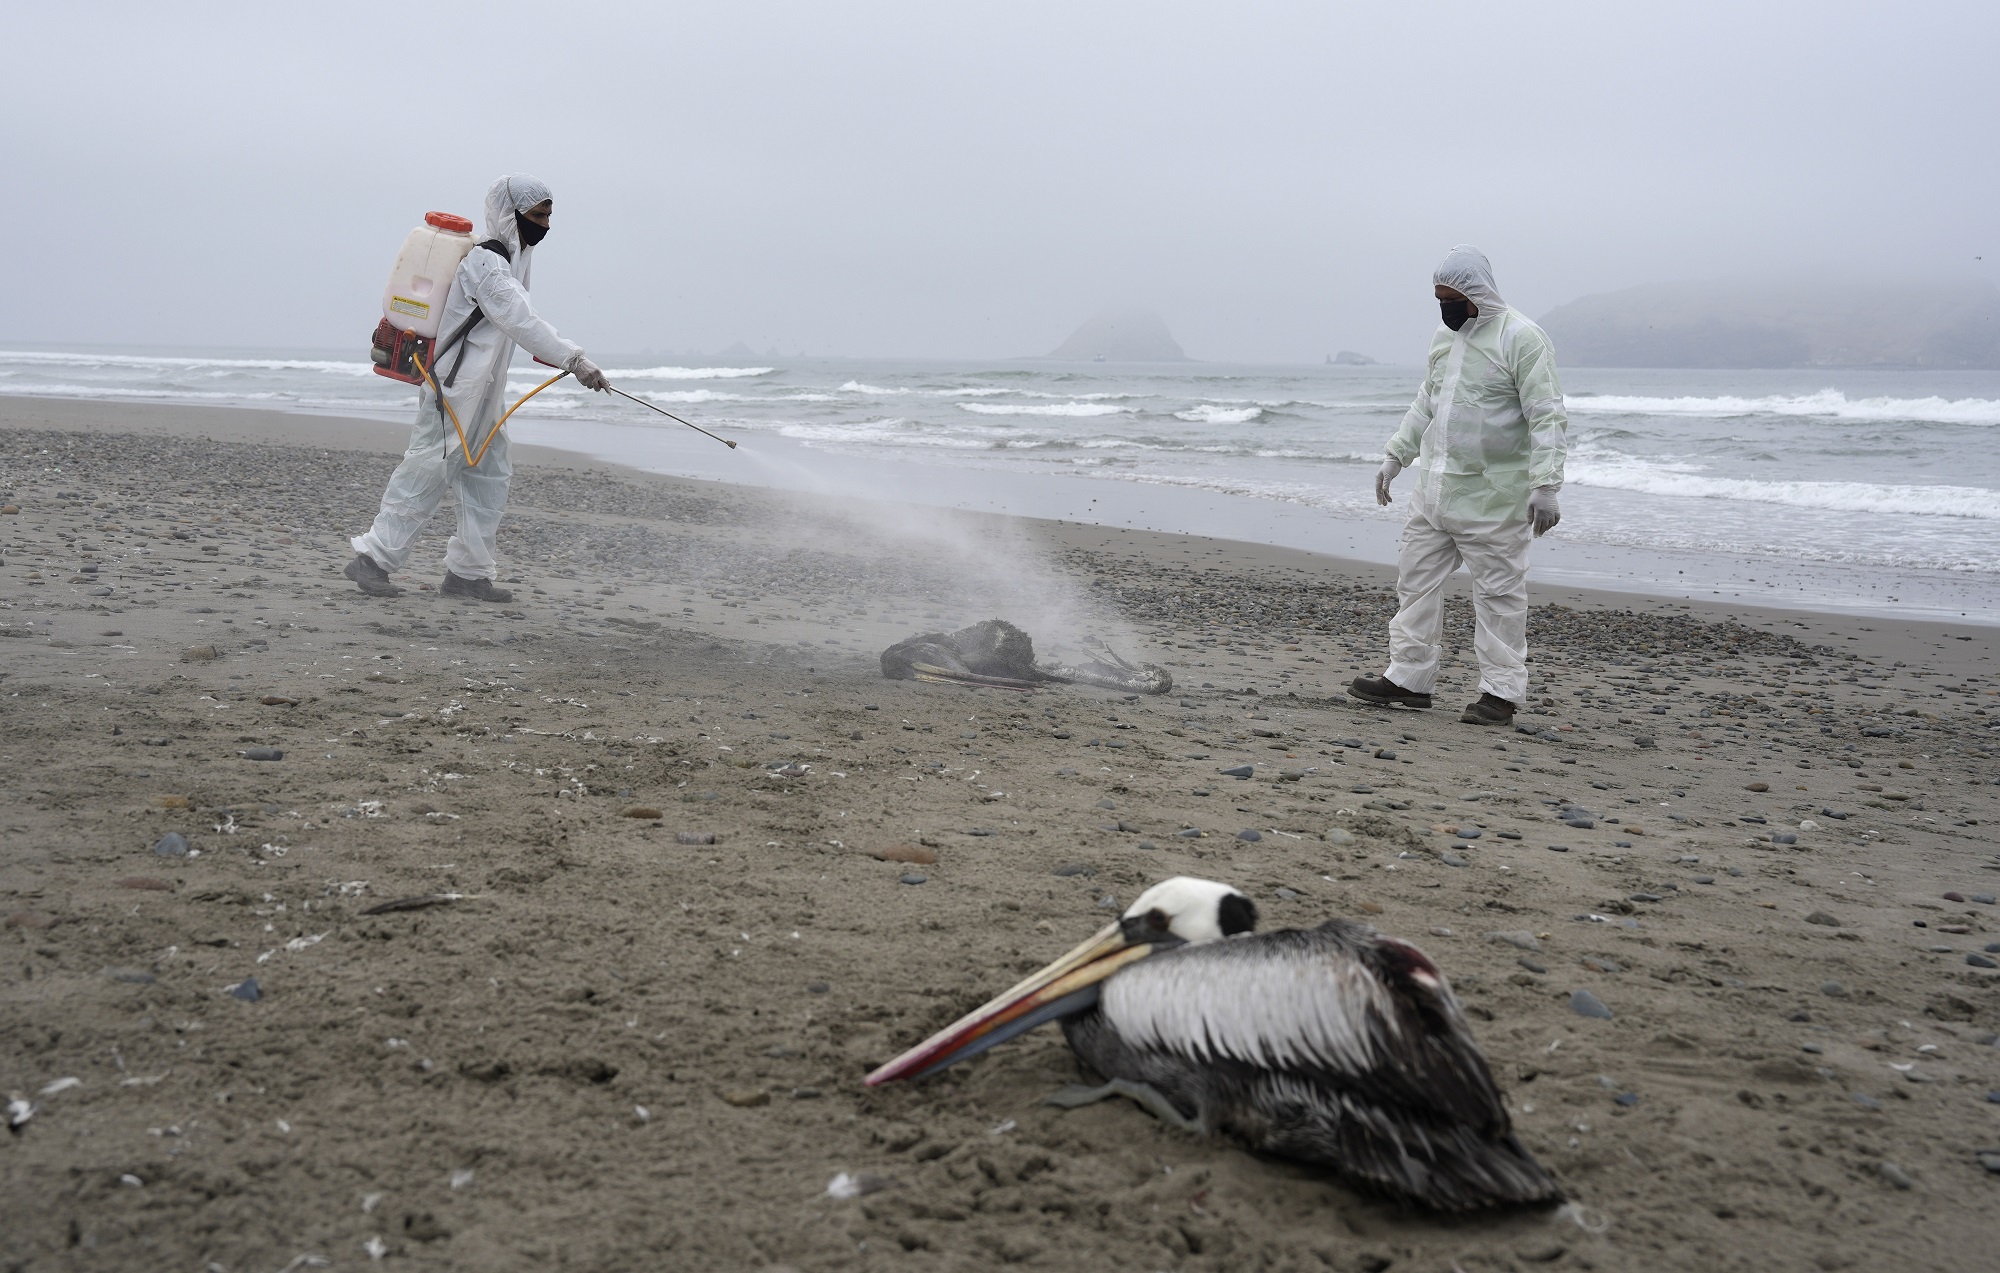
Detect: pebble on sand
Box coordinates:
(721, 1089, 771, 1108)
(4, 911, 56, 930)
(1569, 989, 1614, 1019)
(1805, 911, 1842, 927)
(239, 747, 283, 761)
(183, 644, 219, 662)
(1878, 1161, 1915, 1190)
(152, 832, 190, 857)
(228, 977, 262, 1002)
(1746, 782, 1769, 792)
(621, 806, 664, 819)
(114, 876, 172, 891)
(675, 832, 717, 845)
(899, 873, 927, 885)
(1324, 828, 1356, 845)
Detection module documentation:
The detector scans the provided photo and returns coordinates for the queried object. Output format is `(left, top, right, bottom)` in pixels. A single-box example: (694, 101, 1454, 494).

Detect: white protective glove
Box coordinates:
(567, 352, 609, 391)
(1374, 458, 1403, 507)
(1529, 486, 1561, 536)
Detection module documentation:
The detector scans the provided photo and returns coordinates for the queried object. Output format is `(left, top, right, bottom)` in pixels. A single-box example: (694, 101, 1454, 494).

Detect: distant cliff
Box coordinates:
(1045, 312, 1189, 362)
(1539, 280, 2000, 369)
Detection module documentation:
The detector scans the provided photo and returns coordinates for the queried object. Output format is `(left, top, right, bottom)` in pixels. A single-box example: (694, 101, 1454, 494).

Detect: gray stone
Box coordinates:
(229, 977, 261, 1002)
(1324, 828, 1356, 846)
(1821, 980, 1849, 998)
(1967, 954, 1998, 969)
(104, 967, 156, 985)
(239, 747, 283, 761)
(1236, 829, 1262, 842)
(1516, 957, 1547, 974)
(1805, 911, 1841, 927)
(1220, 765, 1254, 779)
(152, 832, 189, 857)
(1569, 989, 1613, 1020)
(1877, 1161, 1914, 1190)
(1439, 850, 1469, 868)
(1487, 931, 1541, 952)
(898, 873, 927, 885)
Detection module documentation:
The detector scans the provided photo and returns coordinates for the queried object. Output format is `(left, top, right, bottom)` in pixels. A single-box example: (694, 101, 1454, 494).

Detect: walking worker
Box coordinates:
(345, 175, 609, 602)
(1349, 245, 1568, 727)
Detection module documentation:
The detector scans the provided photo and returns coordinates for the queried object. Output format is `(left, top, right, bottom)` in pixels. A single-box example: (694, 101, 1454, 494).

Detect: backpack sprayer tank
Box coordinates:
(370, 211, 478, 383)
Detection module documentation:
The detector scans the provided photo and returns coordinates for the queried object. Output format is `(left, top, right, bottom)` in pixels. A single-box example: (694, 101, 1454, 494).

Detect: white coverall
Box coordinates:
(1379, 246, 1567, 705)
(352, 175, 584, 582)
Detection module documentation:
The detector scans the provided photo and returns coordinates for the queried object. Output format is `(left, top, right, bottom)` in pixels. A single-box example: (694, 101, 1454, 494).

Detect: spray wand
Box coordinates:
(604, 384, 739, 449)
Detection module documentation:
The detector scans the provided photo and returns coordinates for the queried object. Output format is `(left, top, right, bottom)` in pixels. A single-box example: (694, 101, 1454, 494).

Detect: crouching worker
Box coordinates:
(346, 174, 609, 602)
(1350, 245, 1568, 727)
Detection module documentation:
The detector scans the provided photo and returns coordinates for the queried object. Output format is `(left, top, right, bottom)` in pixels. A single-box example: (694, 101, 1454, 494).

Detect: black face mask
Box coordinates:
(1439, 298, 1472, 331)
(515, 212, 549, 247)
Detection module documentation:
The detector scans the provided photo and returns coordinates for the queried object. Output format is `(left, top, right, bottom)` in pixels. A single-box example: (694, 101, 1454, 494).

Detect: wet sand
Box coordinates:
(2, 396, 1997, 1272)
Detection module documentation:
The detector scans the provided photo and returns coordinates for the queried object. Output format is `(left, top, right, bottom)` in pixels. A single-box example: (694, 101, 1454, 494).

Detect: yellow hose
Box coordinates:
(412, 349, 571, 468)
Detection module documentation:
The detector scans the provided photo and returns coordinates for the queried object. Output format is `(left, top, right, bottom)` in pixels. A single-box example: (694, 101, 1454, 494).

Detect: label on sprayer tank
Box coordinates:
(390, 296, 429, 319)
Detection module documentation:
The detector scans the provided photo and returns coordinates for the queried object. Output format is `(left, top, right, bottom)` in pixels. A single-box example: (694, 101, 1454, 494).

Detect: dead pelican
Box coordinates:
(880, 619, 1172, 695)
(866, 876, 1560, 1211)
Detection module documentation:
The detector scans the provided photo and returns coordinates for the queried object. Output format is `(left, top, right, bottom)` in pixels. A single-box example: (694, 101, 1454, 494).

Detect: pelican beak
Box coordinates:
(864, 921, 1160, 1086)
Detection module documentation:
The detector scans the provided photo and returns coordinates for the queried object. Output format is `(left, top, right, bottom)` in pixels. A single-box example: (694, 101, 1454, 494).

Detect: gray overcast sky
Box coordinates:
(5, 1, 1994, 362)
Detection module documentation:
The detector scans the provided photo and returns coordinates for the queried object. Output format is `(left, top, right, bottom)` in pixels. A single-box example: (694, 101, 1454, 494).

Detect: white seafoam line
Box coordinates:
(1567, 389, 2000, 426)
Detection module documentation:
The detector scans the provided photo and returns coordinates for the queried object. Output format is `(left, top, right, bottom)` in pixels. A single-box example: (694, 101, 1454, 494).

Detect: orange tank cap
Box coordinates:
(424, 211, 475, 233)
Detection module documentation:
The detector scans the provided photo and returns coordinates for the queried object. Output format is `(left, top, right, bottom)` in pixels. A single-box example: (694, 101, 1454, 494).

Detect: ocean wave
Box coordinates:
(774, 419, 998, 450)
(1174, 404, 1263, 424)
(958, 401, 1132, 417)
(1569, 457, 1998, 518)
(1568, 389, 2000, 426)
(0, 349, 374, 375)
(607, 365, 774, 380)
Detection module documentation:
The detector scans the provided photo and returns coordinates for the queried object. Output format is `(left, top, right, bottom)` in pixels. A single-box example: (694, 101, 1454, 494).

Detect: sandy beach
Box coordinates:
(2, 395, 1996, 1272)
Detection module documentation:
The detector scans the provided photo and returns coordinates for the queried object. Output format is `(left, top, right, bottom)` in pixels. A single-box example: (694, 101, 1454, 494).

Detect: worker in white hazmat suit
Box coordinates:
(1348, 246, 1567, 727)
(346, 174, 608, 601)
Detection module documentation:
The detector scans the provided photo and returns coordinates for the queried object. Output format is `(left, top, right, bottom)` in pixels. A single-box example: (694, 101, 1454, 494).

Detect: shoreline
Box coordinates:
(2, 398, 1997, 1270)
(8, 389, 1993, 629)
(5, 395, 1994, 662)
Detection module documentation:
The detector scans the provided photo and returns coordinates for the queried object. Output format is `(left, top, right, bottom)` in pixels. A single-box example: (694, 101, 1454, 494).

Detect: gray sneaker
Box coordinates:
(441, 571, 514, 603)
(343, 553, 402, 597)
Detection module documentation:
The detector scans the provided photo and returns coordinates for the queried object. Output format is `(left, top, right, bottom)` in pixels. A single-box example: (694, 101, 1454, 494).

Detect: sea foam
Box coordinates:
(958, 402, 1132, 417)
(1568, 389, 2000, 426)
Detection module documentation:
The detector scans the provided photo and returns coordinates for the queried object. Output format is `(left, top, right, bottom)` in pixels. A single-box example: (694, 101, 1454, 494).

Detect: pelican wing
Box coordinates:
(1098, 921, 1508, 1130)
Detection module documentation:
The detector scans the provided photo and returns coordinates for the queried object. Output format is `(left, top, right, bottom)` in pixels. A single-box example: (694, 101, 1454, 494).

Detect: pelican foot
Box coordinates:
(1044, 1080, 1207, 1136)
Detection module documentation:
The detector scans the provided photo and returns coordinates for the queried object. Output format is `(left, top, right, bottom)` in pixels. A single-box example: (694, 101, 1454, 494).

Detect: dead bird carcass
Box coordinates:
(880, 619, 1171, 695)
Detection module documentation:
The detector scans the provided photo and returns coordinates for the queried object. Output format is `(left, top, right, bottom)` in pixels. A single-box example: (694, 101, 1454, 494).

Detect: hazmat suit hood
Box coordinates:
(483, 174, 553, 259)
(1433, 245, 1507, 317)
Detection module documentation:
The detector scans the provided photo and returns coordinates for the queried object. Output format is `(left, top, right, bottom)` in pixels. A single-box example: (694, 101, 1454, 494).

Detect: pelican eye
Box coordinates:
(1119, 908, 1175, 944)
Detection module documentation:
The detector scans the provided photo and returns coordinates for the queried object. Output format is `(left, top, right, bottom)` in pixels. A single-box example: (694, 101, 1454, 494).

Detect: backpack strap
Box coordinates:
(437, 239, 517, 386)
